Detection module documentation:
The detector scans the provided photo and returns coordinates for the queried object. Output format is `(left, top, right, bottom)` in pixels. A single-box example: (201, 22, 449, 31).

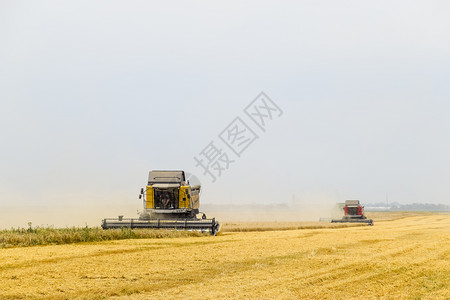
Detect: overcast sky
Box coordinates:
(1, 1, 449, 226)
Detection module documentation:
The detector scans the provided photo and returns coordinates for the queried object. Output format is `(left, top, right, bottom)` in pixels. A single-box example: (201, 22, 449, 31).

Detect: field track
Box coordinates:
(0, 214, 449, 299)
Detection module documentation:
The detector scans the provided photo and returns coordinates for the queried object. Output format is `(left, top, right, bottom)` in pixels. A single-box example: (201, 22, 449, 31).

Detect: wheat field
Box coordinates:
(0, 213, 449, 299)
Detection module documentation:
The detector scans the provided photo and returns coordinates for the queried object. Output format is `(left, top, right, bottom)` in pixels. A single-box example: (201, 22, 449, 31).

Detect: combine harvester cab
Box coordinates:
(331, 200, 374, 225)
(102, 170, 221, 235)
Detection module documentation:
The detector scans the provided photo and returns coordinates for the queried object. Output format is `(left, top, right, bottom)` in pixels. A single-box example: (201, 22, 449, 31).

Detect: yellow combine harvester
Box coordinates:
(101, 170, 221, 235)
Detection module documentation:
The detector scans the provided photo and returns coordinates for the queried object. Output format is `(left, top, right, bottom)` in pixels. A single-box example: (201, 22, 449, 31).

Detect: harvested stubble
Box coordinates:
(0, 213, 449, 299)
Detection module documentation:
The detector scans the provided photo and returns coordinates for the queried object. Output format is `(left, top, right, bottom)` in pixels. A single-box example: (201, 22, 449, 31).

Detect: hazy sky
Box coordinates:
(1, 1, 450, 224)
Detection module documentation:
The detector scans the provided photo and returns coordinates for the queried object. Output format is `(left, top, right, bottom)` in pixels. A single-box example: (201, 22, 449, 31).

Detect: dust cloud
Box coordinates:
(1, 201, 346, 229)
(202, 202, 343, 223)
(0, 204, 137, 229)
(1, 188, 347, 229)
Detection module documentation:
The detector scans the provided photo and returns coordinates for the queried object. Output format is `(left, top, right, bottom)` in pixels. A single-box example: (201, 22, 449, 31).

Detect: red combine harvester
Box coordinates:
(331, 200, 373, 225)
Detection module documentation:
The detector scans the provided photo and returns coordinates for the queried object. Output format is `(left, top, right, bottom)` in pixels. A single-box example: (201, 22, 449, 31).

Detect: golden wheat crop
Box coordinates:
(0, 213, 449, 299)
(220, 221, 365, 232)
(0, 227, 205, 248)
(220, 211, 428, 232)
(0, 212, 423, 249)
